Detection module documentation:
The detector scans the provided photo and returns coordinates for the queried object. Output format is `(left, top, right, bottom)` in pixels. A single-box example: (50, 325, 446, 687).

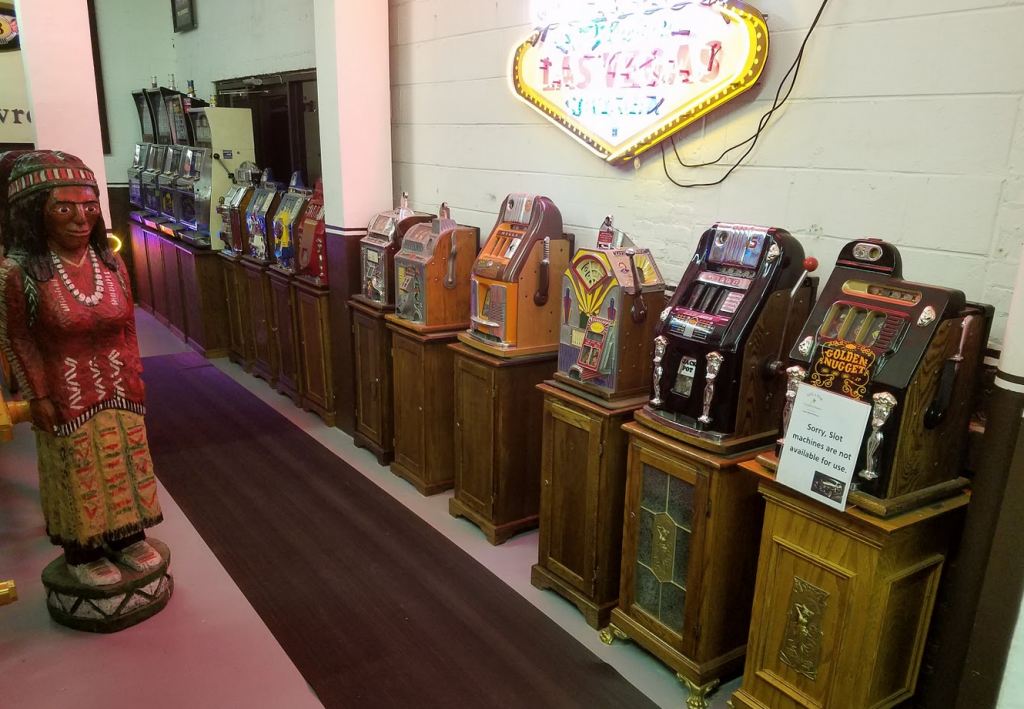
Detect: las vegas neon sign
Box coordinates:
(512, 0, 769, 164)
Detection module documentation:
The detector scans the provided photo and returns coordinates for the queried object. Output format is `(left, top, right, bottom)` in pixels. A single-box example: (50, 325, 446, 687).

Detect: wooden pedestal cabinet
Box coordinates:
(387, 319, 461, 496)
(605, 423, 767, 708)
(350, 299, 394, 465)
(128, 218, 153, 313)
(220, 252, 254, 371)
(146, 229, 168, 326)
(242, 258, 278, 386)
(295, 280, 334, 426)
(449, 343, 556, 545)
(269, 269, 302, 405)
(531, 383, 646, 629)
(177, 245, 228, 358)
(731, 465, 968, 709)
(160, 236, 187, 341)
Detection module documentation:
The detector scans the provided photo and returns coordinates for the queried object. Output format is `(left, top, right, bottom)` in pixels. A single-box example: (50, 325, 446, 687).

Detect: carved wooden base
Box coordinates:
(598, 623, 630, 646)
(448, 496, 538, 546)
(456, 331, 559, 359)
(531, 563, 618, 630)
(42, 539, 172, 633)
(353, 430, 393, 466)
(636, 407, 777, 456)
(679, 676, 720, 709)
(391, 459, 452, 496)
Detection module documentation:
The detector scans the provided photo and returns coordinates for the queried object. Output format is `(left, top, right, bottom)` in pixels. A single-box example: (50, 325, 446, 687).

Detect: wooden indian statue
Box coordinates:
(0, 151, 164, 588)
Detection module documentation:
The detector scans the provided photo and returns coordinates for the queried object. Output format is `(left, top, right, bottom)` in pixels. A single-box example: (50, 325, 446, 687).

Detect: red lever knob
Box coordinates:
(803, 257, 819, 272)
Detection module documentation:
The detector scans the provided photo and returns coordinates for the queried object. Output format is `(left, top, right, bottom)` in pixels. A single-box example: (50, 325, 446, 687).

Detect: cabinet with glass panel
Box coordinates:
(603, 422, 766, 708)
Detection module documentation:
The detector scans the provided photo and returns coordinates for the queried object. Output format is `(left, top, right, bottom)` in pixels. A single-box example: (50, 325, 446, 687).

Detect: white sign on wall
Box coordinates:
(777, 384, 872, 511)
(0, 50, 34, 144)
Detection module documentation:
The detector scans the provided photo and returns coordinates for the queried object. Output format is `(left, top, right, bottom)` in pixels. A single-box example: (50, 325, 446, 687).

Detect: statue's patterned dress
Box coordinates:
(0, 248, 162, 552)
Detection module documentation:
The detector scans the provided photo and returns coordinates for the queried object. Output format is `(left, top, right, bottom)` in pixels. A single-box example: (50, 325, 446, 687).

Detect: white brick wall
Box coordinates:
(389, 0, 1024, 346)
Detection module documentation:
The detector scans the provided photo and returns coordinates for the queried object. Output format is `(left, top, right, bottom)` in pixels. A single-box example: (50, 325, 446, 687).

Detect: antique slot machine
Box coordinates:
(162, 89, 207, 148)
(245, 171, 284, 263)
(156, 145, 186, 224)
(127, 143, 153, 209)
(462, 194, 573, 356)
(140, 142, 167, 217)
(555, 218, 666, 400)
(393, 203, 480, 328)
(272, 172, 312, 272)
(186, 106, 256, 250)
(296, 178, 327, 285)
(173, 145, 206, 242)
(781, 239, 990, 503)
(217, 162, 260, 254)
(355, 193, 432, 309)
(643, 223, 816, 452)
(144, 87, 174, 148)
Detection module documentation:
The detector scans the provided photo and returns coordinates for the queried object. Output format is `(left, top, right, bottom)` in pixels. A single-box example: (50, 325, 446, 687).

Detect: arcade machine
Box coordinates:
(730, 240, 988, 709)
(459, 194, 572, 358)
(349, 193, 432, 464)
(296, 178, 327, 286)
(354, 192, 432, 309)
(272, 172, 312, 272)
(266, 173, 313, 405)
(291, 178, 335, 425)
(449, 194, 574, 545)
(184, 106, 256, 250)
(218, 163, 262, 373)
(387, 204, 481, 496)
(242, 171, 285, 386)
(604, 223, 818, 707)
(778, 238, 990, 509)
(533, 217, 667, 629)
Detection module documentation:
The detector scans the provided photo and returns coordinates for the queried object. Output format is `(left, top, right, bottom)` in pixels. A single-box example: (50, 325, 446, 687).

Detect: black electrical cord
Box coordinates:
(661, 0, 832, 188)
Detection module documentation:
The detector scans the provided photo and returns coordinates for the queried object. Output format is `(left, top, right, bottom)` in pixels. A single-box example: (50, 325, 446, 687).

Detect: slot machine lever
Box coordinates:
(445, 240, 459, 290)
(924, 315, 974, 429)
(766, 257, 819, 378)
(626, 249, 648, 324)
(534, 237, 551, 307)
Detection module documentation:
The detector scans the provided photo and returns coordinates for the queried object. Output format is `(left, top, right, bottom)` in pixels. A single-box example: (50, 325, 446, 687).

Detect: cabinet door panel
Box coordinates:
(161, 239, 186, 337)
(271, 278, 299, 391)
(392, 335, 425, 476)
(247, 270, 271, 367)
(299, 291, 329, 409)
(454, 356, 495, 518)
(353, 311, 383, 440)
(146, 231, 167, 317)
(129, 222, 152, 308)
(540, 398, 602, 595)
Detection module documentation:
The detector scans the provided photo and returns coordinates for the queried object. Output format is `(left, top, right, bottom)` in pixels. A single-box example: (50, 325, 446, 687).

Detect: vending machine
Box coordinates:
(246, 171, 284, 263)
(272, 172, 312, 271)
(216, 163, 260, 254)
(156, 145, 186, 224)
(555, 218, 666, 401)
(127, 143, 153, 208)
(782, 239, 990, 501)
(393, 203, 480, 328)
(186, 106, 256, 250)
(296, 178, 327, 286)
(645, 223, 816, 452)
(355, 193, 432, 308)
(462, 194, 573, 357)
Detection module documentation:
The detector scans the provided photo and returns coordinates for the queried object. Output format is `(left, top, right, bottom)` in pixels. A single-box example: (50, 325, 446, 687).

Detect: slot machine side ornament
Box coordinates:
(782, 238, 992, 502)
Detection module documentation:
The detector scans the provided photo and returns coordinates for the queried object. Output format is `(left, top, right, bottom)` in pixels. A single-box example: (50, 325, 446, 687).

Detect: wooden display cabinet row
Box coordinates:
(160, 235, 187, 341)
(604, 422, 767, 709)
(178, 244, 229, 358)
(242, 257, 279, 386)
(220, 251, 255, 371)
(269, 269, 303, 405)
(449, 343, 556, 545)
(295, 280, 335, 426)
(531, 382, 646, 629)
(146, 228, 168, 327)
(350, 299, 395, 465)
(129, 218, 153, 314)
(388, 319, 461, 496)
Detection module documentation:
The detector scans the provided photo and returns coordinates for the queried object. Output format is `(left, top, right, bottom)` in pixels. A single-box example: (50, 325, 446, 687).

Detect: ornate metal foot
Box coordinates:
(677, 675, 719, 709)
(598, 624, 629, 645)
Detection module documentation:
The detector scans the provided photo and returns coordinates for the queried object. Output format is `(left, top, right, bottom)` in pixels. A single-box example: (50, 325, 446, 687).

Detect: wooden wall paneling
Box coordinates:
(296, 281, 335, 426)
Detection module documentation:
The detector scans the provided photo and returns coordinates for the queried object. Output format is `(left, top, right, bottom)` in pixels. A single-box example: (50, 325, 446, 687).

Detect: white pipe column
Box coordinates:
(313, 0, 394, 433)
(14, 0, 110, 222)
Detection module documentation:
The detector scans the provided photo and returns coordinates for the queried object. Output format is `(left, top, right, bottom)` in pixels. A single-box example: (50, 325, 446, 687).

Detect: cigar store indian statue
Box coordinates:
(0, 151, 167, 595)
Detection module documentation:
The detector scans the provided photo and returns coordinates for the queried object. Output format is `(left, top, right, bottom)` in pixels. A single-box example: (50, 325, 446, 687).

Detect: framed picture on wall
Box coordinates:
(171, 0, 196, 33)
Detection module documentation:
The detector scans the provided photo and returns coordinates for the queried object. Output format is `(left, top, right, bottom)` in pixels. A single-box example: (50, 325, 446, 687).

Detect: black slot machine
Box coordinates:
(129, 89, 158, 210)
(645, 223, 817, 452)
(782, 239, 991, 501)
(144, 88, 174, 146)
(157, 145, 186, 223)
(174, 146, 206, 240)
(140, 144, 166, 217)
(162, 89, 208, 147)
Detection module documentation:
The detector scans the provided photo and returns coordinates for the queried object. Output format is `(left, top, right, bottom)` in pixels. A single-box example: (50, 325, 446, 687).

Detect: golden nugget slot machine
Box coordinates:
(782, 239, 991, 502)
(644, 223, 816, 452)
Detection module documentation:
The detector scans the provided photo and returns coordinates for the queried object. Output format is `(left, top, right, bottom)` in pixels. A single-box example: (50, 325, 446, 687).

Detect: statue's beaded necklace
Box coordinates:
(51, 248, 104, 307)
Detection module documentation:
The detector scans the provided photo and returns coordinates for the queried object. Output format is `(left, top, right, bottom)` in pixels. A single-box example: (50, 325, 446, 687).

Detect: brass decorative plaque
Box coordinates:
(651, 512, 677, 583)
(779, 576, 829, 680)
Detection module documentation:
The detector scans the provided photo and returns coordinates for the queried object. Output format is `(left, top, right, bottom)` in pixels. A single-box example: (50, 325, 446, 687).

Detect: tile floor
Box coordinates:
(0, 308, 739, 709)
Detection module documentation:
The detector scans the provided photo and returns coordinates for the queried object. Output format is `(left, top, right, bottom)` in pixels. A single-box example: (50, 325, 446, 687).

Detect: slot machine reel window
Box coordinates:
(819, 302, 907, 351)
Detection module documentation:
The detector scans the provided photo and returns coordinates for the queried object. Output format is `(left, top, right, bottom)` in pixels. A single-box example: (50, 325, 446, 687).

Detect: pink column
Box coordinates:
(15, 0, 110, 222)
